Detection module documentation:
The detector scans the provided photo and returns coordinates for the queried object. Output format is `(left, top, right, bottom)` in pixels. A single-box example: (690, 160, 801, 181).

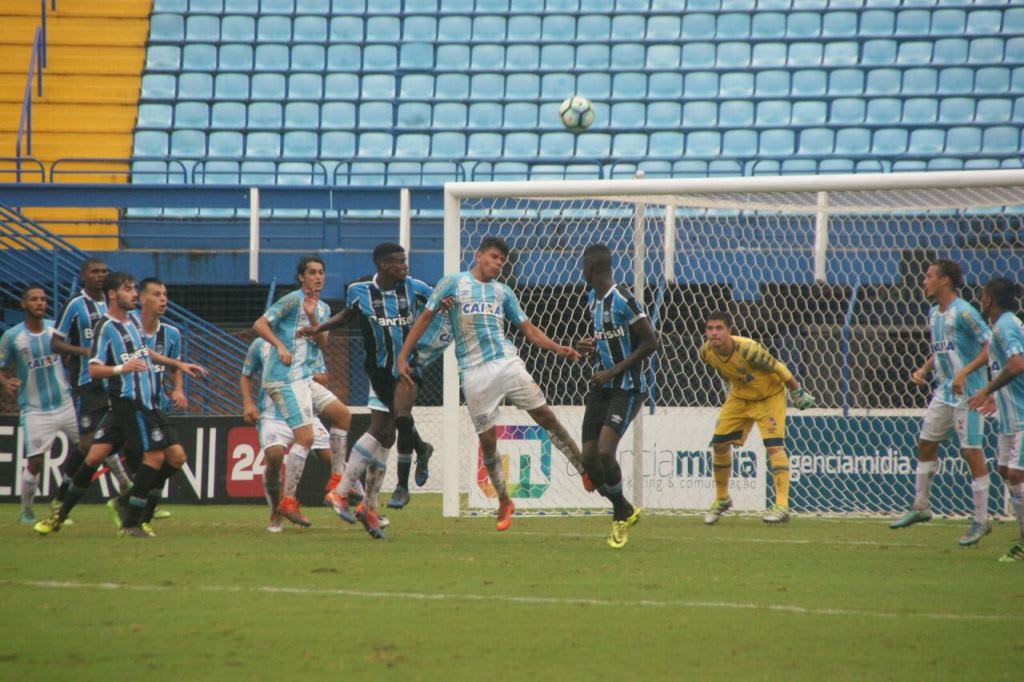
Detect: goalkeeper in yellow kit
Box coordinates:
(699, 311, 816, 524)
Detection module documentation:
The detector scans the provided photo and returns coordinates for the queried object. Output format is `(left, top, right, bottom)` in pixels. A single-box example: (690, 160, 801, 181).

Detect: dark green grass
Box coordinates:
(1, 498, 1021, 681)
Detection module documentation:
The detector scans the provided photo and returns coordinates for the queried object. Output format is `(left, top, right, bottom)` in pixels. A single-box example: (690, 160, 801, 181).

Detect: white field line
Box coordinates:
(3, 579, 1019, 623)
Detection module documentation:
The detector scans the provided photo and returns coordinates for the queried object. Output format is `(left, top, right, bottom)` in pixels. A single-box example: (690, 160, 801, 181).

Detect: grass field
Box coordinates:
(1, 497, 1021, 681)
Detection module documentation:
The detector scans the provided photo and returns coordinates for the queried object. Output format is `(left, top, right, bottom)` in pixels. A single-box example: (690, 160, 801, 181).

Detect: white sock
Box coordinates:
(21, 467, 39, 513)
(912, 460, 939, 510)
(329, 428, 347, 477)
(283, 444, 309, 498)
(970, 476, 989, 524)
(1013, 482, 1024, 541)
(339, 433, 377, 499)
(104, 454, 132, 493)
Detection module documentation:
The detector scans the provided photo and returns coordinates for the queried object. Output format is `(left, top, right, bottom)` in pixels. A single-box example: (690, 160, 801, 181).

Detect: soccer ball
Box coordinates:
(559, 95, 595, 132)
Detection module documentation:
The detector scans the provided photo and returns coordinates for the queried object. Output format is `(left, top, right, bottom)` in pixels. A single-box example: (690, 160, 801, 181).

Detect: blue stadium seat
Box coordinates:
(722, 129, 757, 157)
(285, 102, 319, 129)
(359, 101, 394, 128)
(975, 98, 1011, 123)
(610, 15, 644, 41)
(153, 0, 185, 10)
(861, 39, 897, 66)
(716, 12, 749, 39)
(321, 131, 356, 157)
(436, 15, 470, 42)
(792, 101, 825, 126)
(330, 16, 363, 41)
(755, 71, 790, 97)
(292, 44, 325, 71)
(504, 132, 538, 157)
(1012, 98, 1024, 122)
(717, 42, 750, 68)
(798, 128, 834, 155)
(178, 72, 213, 99)
(182, 44, 215, 70)
(982, 126, 1019, 153)
(395, 101, 430, 128)
(470, 74, 504, 100)
(756, 101, 790, 126)
(220, 15, 255, 42)
(576, 45, 609, 69)
(326, 73, 360, 99)
(719, 72, 752, 97)
(435, 74, 469, 99)
(394, 133, 430, 157)
(364, 45, 398, 70)
(504, 102, 537, 128)
(682, 13, 716, 40)
(792, 70, 826, 96)
(897, 41, 932, 65)
(649, 131, 684, 157)
(974, 67, 1009, 94)
(647, 44, 680, 69)
(251, 73, 286, 100)
(751, 42, 786, 68)
(576, 132, 610, 157)
(612, 133, 647, 157)
(262, 0, 295, 13)
(687, 131, 721, 156)
(210, 102, 245, 129)
(830, 98, 865, 124)
(648, 73, 682, 98)
(970, 38, 1005, 64)
(327, 45, 360, 71)
(938, 97, 974, 123)
(257, 16, 291, 42)
(473, 15, 506, 41)
(612, 43, 646, 70)
(861, 10, 894, 36)
(282, 131, 318, 158)
(171, 129, 207, 157)
(1006, 8, 1024, 33)
(945, 127, 981, 154)
(933, 38, 968, 65)
(931, 9, 966, 35)
(150, 14, 185, 42)
(508, 16, 540, 41)
(146, 45, 181, 71)
(537, 102, 561, 130)
(866, 98, 901, 125)
(824, 41, 859, 66)
(431, 132, 466, 157)
(358, 132, 393, 157)
(719, 100, 753, 126)
(294, 16, 327, 42)
(437, 45, 469, 70)
(296, 0, 329, 12)
(896, 9, 931, 36)
(366, 16, 400, 41)
(219, 44, 252, 71)
(865, 69, 900, 95)
(246, 131, 280, 157)
(539, 132, 575, 158)
(966, 10, 1002, 36)
(647, 102, 681, 127)
(684, 72, 718, 98)
(472, 45, 505, 71)
(215, 73, 249, 100)
(903, 98, 938, 127)
(872, 128, 908, 154)
(835, 128, 870, 155)
(404, 16, 436, 41)
(134, 131, 169, 156)
(506, 44, 539, 70)
(908, 129, 945, 154)
(822, 11, 856, 37)
(171, 101, 206, 128)
(400, 43, 435, 70)
(751, 12, 785, 39)
(789, 43, 822, 67)
(361, 75, 395, 98)
(186, 14, 219, 42)
(787, 12, 820, 38)
(467, 132, 503, 157)
(468, 102, 502, 128)
(576, 15, 610, 40)
(939, 67, 973, 94)
(611, 102, 645, 128)
(544, 73, 576, 98)
(246, 101, 280, 128)
(647, 15, 680, 40)
(139, 103, 173, 128)
(253, 44, 289, 72)
(240, 161, 276, 186)
(542, 15, 576, 41)
(541, 45, 576, 70)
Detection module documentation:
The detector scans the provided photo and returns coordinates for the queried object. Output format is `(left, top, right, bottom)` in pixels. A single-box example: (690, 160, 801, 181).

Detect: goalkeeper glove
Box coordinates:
(791, 387, 816, 410)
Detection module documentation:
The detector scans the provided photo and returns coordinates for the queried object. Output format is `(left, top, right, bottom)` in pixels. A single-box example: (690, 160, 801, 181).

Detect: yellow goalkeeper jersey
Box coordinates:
(698, 336, 793, 402)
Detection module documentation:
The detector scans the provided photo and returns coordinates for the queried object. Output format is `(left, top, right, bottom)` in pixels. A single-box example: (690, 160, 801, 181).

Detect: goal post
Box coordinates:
(440, 169, 1024, 519)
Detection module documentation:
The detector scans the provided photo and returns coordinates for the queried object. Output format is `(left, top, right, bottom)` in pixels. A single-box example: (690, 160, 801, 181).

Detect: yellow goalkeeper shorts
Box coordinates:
(711, 390, 787, 448)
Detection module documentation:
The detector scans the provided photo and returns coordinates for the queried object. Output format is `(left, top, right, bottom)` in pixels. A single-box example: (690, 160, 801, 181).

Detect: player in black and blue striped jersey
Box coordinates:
(34, 272, 207, 538)
(575, 244, 659, 549)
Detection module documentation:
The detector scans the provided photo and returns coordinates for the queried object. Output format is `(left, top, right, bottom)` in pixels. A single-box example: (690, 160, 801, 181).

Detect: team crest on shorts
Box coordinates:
(81, 415, 92, 429)
(151, 427, 164, 442)
(94, 426, 105, 439)
(610, 414, 623, 424)
(475, 414, 489, 427)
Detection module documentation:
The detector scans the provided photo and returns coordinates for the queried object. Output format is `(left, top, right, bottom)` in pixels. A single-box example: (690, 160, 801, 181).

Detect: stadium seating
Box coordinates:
(133, 1, 1024, 185)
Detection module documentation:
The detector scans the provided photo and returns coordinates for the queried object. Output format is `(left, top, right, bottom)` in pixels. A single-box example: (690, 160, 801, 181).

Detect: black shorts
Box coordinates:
(93, 398, 179, 456)
(73, 381, 109, 434)
(582, 388, 643, 443)
(367, 366, 420, 410)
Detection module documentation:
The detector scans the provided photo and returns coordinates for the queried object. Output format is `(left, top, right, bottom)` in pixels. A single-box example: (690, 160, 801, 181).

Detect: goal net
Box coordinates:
(439, 170, 1024, 518)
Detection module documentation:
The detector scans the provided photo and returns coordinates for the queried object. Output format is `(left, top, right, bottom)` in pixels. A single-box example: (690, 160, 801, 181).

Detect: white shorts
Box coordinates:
(462, 356, 546, 434)
(919, 397, 984, 449)
(997, 432, 1024, 471)
(259, 417, 329, 451)
(310, 380, 340, 415)
(22, 404, 79, 457)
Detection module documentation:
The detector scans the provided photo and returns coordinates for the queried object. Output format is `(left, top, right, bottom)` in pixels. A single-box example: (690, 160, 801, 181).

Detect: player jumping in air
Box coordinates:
(699, 311, 816, 525)
(397, 236, 588, 532)
(574, 244, 658, 549)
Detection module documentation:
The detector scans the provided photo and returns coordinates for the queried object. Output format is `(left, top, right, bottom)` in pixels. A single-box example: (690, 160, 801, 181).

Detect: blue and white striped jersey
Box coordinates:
(242, 337, 326, 421)
(588, 285, 647, 392)
(426, 271, 527, 371)
(141, 321, 183, 410)
(928, 297, 990, 406)
(988, 312, 1024, 435)
(88, 315, 158, 409)
(54, 291, 106, 387)
(0, 320, 72, 413)
(347, 274, 432, 375)
(260, 289, 330, 388)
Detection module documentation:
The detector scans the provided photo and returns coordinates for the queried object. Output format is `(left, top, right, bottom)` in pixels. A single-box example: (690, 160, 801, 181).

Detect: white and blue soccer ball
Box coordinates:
(559, 95, 595, 132)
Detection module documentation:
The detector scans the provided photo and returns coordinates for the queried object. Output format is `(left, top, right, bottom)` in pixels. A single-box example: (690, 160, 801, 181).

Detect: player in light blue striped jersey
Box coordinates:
(0, 286, 79, 524)
(968, 278, 1024, 561)
(574, 244, 659, 549)
(892, 259, 993, 546)
(397, 236, 588, 532)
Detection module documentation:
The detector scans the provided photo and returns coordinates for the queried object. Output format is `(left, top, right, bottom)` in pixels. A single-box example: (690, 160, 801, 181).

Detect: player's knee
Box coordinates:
(294, 431, 314, 450)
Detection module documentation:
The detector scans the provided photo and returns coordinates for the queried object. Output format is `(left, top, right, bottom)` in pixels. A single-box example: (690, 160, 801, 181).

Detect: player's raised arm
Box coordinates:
(397, 307, 436, 382)
(518, 320, 580, 361)
(299, 306, 359, 337)
(149, 349, 207, 378)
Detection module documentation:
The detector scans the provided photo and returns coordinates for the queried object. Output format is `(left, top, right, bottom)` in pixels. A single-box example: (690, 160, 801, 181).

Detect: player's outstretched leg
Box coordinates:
(527, 405, 591, 491)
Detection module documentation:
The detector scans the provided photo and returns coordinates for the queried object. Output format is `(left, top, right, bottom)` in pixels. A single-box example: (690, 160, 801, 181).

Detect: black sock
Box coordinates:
(59, 462, 98, 521)
(141, 464, 176, 524)
(395, 416, 415, 489)
(601, 460, 632, 521)
(124, 464, 160, 528)
(56, 447, 86, 503)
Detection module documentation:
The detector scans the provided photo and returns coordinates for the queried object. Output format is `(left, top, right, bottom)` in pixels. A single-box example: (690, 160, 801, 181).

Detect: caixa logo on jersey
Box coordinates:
(476, 425, 551, 499)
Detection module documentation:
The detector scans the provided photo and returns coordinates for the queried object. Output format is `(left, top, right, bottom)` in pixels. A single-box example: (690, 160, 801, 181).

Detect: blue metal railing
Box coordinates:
(15, 28, 44, 183)
(0, 203, 247, 415)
